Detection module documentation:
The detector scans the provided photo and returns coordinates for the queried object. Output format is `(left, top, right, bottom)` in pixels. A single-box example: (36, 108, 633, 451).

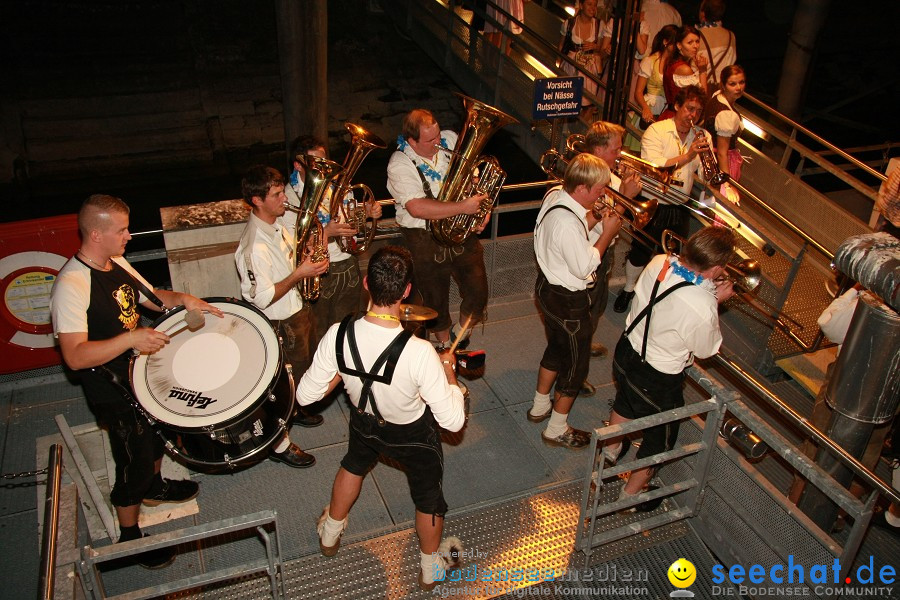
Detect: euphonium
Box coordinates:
(286, 155, 344, 300)
(689, 119, 729, 186)
(430, 93, 519, 247)
(331, 123, 387, 254)
(298, 220, 328, 301)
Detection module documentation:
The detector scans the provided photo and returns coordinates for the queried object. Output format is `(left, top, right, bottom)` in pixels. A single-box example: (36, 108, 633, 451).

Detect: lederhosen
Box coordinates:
(335, 316, 449, 516)
(612, 260, 693, 459)
(535, 202, 595, 397)
(399, 156, 488, 333)
(75, 258, 167, 507)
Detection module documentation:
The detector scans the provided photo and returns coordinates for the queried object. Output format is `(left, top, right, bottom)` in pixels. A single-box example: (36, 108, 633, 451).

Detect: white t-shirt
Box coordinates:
(297, 318, 466, 431)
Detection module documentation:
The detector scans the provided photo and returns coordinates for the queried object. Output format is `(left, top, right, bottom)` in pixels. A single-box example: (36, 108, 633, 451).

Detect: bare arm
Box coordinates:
(405, 194, 485, 220)
(715, 134, 731, 176)
(58, 329, 168, 371)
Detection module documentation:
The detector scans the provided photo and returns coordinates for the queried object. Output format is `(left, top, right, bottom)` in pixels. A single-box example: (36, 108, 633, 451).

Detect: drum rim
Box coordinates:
(129, 297, 283, 428)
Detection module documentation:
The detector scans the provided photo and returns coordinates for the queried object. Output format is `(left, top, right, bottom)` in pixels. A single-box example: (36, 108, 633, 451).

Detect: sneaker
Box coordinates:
(316, 507, 347, 557)
(541, 428, 591, 450)
(613, 290, 635, 313)
(269, 443, 316, 468)
(527, 407, 552, 423)
(590, 343, 608, 357)
(142, 478, 199, 507)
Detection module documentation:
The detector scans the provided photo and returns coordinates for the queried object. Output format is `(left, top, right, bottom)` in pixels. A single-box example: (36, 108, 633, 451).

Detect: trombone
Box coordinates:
(660, 229, 805, 337)
(538, 148, 658, 231)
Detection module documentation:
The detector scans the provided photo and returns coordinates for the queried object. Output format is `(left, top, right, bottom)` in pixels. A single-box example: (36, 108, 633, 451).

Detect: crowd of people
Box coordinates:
(45, 0, 896, 590)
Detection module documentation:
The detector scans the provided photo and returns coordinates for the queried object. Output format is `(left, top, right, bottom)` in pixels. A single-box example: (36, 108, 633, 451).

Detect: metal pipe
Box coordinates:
(711, 352, 900, 505)
(739, 92, 887, 184)
(38, 444, 63, 600)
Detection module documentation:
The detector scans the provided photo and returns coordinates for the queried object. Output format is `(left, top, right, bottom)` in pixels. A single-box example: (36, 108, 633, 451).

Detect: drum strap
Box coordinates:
(117, 263, 166, 311)
(336, 315, 413, 426)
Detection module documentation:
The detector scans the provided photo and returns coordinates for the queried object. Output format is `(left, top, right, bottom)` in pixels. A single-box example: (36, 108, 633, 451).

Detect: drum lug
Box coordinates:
(268, 392, 277, 402)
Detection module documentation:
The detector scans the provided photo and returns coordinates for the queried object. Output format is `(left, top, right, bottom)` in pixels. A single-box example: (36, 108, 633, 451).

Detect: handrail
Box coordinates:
(38, 444, 63, 600)
(739, 92, 887, 185)
(712, 352, 900, 505)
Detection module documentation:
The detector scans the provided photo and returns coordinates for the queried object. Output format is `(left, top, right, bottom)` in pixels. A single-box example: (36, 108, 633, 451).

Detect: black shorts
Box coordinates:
(612, 335, 685, 459)
(341, 408, 448, 516)
(81, 368, 165, 507)
(536, 272, 592, 398)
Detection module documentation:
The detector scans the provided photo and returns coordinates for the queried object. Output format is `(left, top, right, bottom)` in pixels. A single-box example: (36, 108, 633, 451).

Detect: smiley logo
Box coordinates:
(668, 558, 696, 588)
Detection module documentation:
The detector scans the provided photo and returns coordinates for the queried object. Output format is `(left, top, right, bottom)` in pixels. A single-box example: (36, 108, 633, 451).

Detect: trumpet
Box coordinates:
(538, 148, 657, 230)
(661, 229, 761, 293)
(690, 119, 728, 186)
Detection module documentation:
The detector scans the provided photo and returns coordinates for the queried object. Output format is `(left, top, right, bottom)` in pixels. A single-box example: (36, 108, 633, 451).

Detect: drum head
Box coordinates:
(130, 299, 281, 429)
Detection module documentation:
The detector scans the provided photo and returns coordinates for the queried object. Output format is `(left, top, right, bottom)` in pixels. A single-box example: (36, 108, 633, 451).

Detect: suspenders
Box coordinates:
(624, 260, 693, 362)
(336, 316, 414, 426)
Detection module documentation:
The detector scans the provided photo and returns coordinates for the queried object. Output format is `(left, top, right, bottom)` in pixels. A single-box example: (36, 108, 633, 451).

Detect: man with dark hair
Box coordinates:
(697, 0, 736, 85)
(51, 194, 223, 568)
(614, 85, 712, 314)
(234, 165, 329, 467)
(296, 246, 466, 591)
(529, 154, 621, 449)
(387, 108, 489, 350)
(287, 135, 380, 344)
(607, 226, 735, 505)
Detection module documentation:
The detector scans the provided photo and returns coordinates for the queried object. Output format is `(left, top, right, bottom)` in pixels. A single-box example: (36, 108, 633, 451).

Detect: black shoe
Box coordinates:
(590, 343, 608, 357)
(269, 443, 316, 468)
(580, 380, 596, 397)
(613, 290, 635, 313)
(450, 326, 471, 351)
(142, 478, 199, 507)
(134, 534, 177, 569)
(526, 407, 552, 423)
(635, 485, 664, 512)
(295, 410, 324, 428)
(541, 427, 591, 449)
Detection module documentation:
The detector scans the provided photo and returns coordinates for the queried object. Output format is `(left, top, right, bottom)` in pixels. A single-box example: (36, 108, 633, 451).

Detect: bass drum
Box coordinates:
(130, 298, 293, 471)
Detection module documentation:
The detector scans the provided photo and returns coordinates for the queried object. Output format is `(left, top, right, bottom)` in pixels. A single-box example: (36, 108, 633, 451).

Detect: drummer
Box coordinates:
(234, 165, 329, 469)
(50, 194, 223, 569)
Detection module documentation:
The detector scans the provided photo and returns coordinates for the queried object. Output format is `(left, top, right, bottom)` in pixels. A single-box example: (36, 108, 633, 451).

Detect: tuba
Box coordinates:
(286, 155, 344, 300)
(331, 123, 387, 254)
(429, 93, 519, 247)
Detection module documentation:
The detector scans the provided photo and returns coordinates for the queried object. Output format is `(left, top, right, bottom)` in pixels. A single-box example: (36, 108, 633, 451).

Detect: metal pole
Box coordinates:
(797, 294, 900, 530)
(38, 444, 63, 600)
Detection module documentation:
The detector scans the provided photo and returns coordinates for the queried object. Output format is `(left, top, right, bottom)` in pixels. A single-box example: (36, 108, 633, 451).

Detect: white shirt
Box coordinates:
(534, 187, 603, 291)
(637, 0, 682, 59)
(234, 212, 304, 320)
(625, 254, 722, 374)
(387, 130, 459, 230)
(296, 318, 466, 430)
(641, 118, 711, 197)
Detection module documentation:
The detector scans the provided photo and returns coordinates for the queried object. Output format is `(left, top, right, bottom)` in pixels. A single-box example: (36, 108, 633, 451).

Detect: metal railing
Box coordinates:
(38, 445, 63, 600)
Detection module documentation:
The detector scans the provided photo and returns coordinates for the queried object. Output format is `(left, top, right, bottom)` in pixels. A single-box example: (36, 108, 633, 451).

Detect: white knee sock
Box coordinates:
(421, 551, 445, 584)
(624, 261, 643, 292)
(273, 435, 291, 454)
(530, 392, 552, 417)
(544, 410, 569, 438)
(602, 442, 622, 464)
(318, 513, 346, 546)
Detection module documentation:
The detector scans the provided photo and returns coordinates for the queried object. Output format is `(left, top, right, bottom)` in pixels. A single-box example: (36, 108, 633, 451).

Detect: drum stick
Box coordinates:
(447, 315, 473, 355)
(163, 308, 205, 336)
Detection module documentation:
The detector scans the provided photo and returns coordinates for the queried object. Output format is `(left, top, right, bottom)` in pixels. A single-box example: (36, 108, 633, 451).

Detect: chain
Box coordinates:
(2, 468, 48, 480)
